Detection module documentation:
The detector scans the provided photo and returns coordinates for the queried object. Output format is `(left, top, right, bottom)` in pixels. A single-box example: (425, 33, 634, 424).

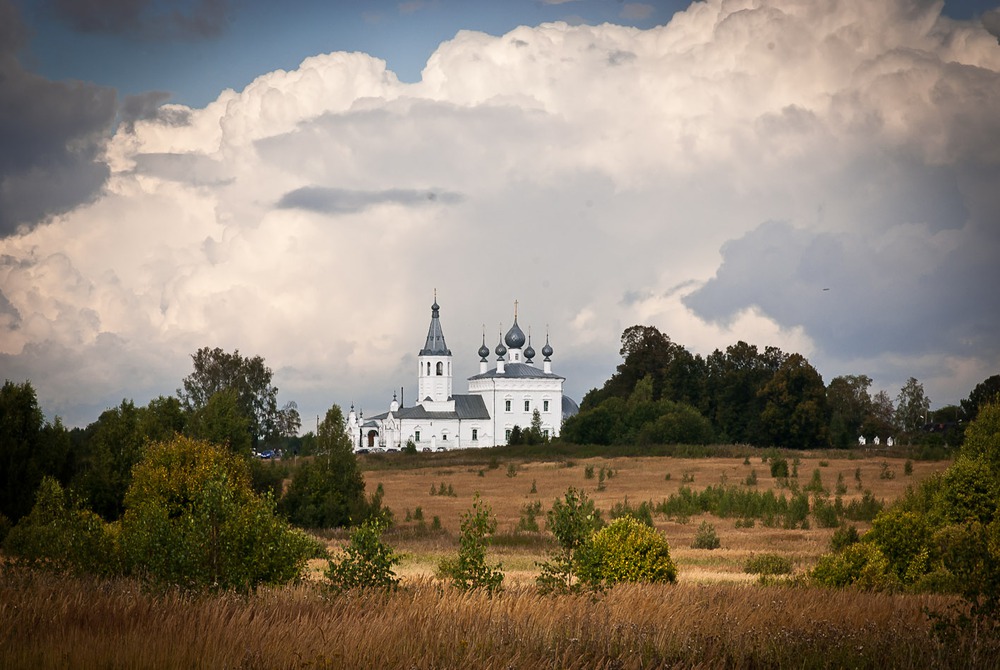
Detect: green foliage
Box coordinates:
(961, 399, 1000, 474)
(438, 494, 503, 593)
(895, 377, 930, 439)
(830, 524, 860, 552)
(536, 487, 604, 593)
(810, 542, 899, 590)
(758, 353, 829, 448)
(325, 514, 400, 593)
(743, 553, 793, 576)
(74, 399, 148, 521)
(402, 439, 417, 455)
(576, 517, 677, 587)
(3, 477, 118, 576)
(185, 388, 252, 455)
(804, 468, 825, 493)
(842, 490, 884, 522)
(248, 457, 288, 500)
(517, 500, 542, 533)
(811, 495, 841, 528)
(609, 497, 654, 527)
(743, 469, 758, 486)
(878, 462, 895, 480)
(279, 406, 367, 528)
(961, 374, 1000, 423)
(691, 520, 721, 549)
(119, 436, 321, 590)
(0, 380, 75, 524)
(769, 457, 789, 478)
(584, 465, 595, 479)
(506, 463, 518, 478)
(904, 460, 913, 476)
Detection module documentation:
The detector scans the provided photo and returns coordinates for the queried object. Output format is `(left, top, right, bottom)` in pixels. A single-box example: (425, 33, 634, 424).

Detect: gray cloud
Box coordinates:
(276, 186, 464, 215)
(48, 0, 233, 40)
(119, 91, 191, 129)
(132, 153, 231, 186)
(684, 218, 1000, 361)
(0, 1, 116, 236)
(983, 10, 1000, 41)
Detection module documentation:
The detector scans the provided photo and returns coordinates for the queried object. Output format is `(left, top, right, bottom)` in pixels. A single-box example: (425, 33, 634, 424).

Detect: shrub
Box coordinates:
(577, 517, 677, 587)
(904, 460, 913, 476)
(770, 458, 789, 478)
(326, 514, 400, 593)
(812, 495, 841, 528)
(804, 469, 825, 493)
(691, 521, 720, 549)
(517, 500, 542, 533)
(743, 470, 758, 486)
(609, 498, 654, 527)
(438, 494, 503, 594)
(810, 542, 898, 591)
(3, 477, 118, 576)
(506, 463, 518, 478)
(120, 436, 321, 590)
(536, 487, 604, 594)
(864, 508, 931, 582)
(830, 524, 860, 552)
(744, 553, 793, 576)
(584, 465, 595, 479)
(835, 472, 848, 495)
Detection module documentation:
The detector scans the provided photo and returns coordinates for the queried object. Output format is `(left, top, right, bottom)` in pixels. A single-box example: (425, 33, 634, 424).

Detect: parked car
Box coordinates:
(256, 449, 275, 459)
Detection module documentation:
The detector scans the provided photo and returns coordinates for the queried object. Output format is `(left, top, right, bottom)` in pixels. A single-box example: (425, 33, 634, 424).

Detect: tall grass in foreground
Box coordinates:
(2, 568, 993, 669)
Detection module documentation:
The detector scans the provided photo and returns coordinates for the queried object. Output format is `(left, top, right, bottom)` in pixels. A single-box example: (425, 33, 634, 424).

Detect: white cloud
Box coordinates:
(2, 0, 999, 427)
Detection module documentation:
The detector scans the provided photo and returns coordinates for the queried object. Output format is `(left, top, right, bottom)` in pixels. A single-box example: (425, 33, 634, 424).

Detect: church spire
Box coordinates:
(419, 291, 451, 355)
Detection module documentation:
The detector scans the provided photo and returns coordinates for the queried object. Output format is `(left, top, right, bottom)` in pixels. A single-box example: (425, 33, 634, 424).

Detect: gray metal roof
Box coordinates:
(468, 361, 565, 381)
(369, 394, 490, 421)
(419, 301, 451, 356)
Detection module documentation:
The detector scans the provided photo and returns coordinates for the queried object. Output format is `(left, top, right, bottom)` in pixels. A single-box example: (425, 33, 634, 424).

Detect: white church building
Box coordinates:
(346, 298, 577, 450)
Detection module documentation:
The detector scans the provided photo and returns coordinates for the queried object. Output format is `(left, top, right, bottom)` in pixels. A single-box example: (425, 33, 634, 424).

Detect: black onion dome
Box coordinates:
(524, 342, 536, 361)
(478, 334, 490, 360)
(505, 318, 526, 349)
(542, 334, 553, 360)
(495, 333, 507, 358)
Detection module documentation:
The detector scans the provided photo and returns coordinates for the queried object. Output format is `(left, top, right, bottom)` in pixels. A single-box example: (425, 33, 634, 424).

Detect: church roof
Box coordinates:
(368, 394, 490, 421)
(468, 362, 565, 381)
(419, 299, 451, 356)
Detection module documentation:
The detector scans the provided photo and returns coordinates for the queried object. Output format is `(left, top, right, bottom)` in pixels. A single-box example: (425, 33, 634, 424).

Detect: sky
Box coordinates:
(1, 0, 999, 431)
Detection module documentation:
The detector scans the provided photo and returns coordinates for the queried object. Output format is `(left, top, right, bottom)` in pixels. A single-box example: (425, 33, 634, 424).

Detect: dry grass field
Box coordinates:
(358, 452, 949, 584)
(6, 449, 990, 669)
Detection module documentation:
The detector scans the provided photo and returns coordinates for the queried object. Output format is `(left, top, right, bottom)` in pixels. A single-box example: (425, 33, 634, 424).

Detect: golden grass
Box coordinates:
(3, 567, 990, 669)
(368, 454, 949, 583)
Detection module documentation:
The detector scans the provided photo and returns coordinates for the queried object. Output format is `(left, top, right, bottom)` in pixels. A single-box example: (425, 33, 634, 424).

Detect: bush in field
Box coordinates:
(770, 457, 789, 478)
(744, 553, 793, 576)
(3, 477, 118, 576)
(326, 514, 400, 593)
(536, 487, 604, 594)
(811, 542, 899, 591)
(830, 524, 860, 552)
(691, 521, 721, 549)
(120, 436, 322, 590)
(609, 497, 654, 527)
(576, 517, 676, 587)
(438, 494, 503, 594)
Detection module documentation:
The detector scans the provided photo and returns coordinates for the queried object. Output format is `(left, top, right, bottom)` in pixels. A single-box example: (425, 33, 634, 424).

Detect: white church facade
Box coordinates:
(345, 298, 577, 451)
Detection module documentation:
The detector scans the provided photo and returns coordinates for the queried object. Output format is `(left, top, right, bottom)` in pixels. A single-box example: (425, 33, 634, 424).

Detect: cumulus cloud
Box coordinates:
(2, 0, 999, 427)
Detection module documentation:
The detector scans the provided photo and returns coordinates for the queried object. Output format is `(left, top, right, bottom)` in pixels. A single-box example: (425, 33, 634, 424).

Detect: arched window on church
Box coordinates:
(436, 362, 443, 376)
(427, 362, 431, 376)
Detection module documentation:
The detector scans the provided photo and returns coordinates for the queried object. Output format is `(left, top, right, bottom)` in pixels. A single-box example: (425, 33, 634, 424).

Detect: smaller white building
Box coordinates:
(346, 298, 577, 450)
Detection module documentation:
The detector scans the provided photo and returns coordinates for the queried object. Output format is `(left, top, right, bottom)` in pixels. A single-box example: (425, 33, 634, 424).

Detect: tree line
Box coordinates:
(563, 325, 999, 449)
(0, 347, 371, 533)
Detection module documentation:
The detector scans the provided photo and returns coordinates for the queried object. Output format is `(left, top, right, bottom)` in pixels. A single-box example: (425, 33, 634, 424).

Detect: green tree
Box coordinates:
(863, 389, 897, 438)
(896, 377, 931, 439)
(536, 487, 604, 593)
(0, 380, 74, 523)
(279, 405, 366, 528)
(758, 354, 829, 448)
(576, 516, 677, 587)
(185, 388, 253, 455)
(961, 399, 1000, 475)
(3, 476, 118, 576)
(438, 494, 503, 593)
(74, 399, 146, 520)
(120, 435, 320, 590)
(961, 374, 1000, 423)
(827, 375, 873, 448)
(704, 341, 786, 445)
(178, 347, 282, 446)
(326, 514, 400, 592)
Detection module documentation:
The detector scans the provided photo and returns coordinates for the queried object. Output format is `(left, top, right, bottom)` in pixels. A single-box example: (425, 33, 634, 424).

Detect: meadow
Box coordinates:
(5, 448, 995, 668)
